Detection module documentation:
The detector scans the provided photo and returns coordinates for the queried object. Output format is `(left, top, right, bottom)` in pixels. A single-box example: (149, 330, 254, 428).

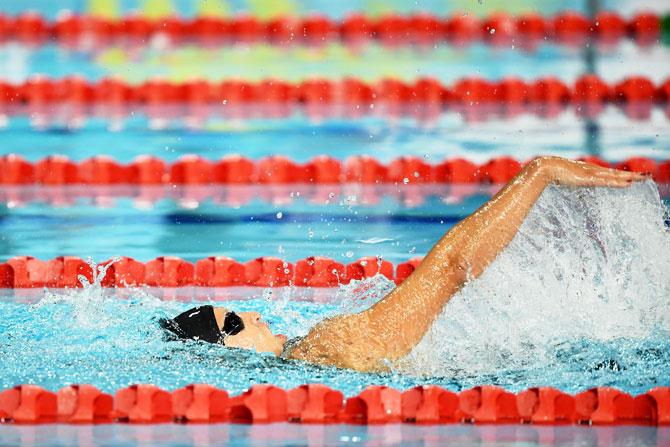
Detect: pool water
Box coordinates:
(1, 3, 670, 446)
(0, 187, 484, 263)
(1, 181, 668, 398)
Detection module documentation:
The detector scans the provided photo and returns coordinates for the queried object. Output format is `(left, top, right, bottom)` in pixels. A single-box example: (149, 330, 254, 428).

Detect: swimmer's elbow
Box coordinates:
(420, 251, 468, 287)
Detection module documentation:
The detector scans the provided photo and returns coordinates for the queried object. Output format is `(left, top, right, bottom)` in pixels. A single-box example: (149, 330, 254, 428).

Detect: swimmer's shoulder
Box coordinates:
(285, 313, 389, 372)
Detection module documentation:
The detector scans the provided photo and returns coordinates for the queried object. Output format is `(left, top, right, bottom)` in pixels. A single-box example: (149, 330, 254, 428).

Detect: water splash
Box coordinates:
(331, 273, 395, 315)
(1, 183, 669, 396)
(79, 257, 120, 288)
(30, 256, 174, 337)
(398, 181, 670, 381)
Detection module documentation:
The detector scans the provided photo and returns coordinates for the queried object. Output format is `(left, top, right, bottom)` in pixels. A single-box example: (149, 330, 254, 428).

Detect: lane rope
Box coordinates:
(1, 255, 422, 288)
(1, 76, 669, 125)
(1, 10, 665, 49)
(1, 154, 667, 186)
(0, 383, 668, 425)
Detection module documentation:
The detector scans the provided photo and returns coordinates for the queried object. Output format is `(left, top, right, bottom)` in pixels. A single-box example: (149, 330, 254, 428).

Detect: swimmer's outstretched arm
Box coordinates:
(289, 157, 644, 371)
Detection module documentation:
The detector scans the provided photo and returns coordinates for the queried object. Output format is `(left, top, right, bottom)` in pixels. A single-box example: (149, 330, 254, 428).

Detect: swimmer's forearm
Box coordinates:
(364, 157, 642, 362)
(427, 159, 551, 280)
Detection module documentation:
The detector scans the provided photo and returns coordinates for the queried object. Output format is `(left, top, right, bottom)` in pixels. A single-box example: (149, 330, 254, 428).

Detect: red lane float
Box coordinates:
(100, 257, 146, 287)
(1, 11, 663, 49)
(1, 154, 667, 186)
(401, 386, 459, 423)
(195, 257, 246, 287)
(478, 157, 522, 184)
(0, 385, 57, 423)
(517, 387, 576, 424)
(287, 384, 343, 423)
(294, 257, 345, 287)
(646, 387, 670, 425)
(172, 384, 229, 423)
(1, 76, 669, 124)
(574, 387, 650, 425)
(112, 384, 172, 423)
(1, 385, 668, 425)
(45, 256, 93, 288)
(4, 256, 47, 288)
(145, 256, 194, 287)
(229, 385, 288, 423)
(345, 256, 394, 282)
(57, 385, 113, 424)
(244, 257, 293, 287)
(0, 255, 412, 288)
(457, 385, 519, 423)
(342, 386, 402, 424)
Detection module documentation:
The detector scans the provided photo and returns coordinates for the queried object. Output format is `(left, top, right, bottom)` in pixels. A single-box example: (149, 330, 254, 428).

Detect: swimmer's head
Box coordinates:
(160, 305, 287, 356)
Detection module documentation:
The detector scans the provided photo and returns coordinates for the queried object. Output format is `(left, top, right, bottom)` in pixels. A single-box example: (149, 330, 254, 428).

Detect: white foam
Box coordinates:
(399, 181, 670, 377)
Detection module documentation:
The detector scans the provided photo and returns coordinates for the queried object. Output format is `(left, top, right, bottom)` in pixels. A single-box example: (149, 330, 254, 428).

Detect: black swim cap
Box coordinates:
(160, 305, 223, 344)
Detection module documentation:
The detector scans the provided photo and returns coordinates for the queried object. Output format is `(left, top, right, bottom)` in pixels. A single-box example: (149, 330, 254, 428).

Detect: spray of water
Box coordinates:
(32, 257, 173, 333)
(397, 181, 670, 378)
(2, 182, 668, 395)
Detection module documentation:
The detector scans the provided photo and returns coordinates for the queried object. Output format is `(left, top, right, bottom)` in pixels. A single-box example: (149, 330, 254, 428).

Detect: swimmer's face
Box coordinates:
(213, 307, 287, 356)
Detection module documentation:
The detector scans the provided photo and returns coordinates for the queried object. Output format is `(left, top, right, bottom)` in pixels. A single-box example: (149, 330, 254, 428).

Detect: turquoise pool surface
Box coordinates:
(0, 3, 669, 446)
(1, 282, 668, 397)
(1, 115, 669, 162)
(1, 182, 668, 398)
(0, 195, 478, 263)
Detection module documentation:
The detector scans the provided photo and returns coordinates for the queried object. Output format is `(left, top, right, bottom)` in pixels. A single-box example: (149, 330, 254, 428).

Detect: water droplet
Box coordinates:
(403, 178, 410, 184)
(345, 251, 354, 258)
(489, 28, 496, 35)
(276, 212, 283, 219)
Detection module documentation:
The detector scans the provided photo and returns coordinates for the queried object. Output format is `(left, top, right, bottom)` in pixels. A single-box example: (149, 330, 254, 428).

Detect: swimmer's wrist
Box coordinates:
(526, 156, 555, 184)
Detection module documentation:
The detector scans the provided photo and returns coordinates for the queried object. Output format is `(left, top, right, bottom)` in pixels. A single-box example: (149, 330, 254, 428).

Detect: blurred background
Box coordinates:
(0, 0, 668, 264)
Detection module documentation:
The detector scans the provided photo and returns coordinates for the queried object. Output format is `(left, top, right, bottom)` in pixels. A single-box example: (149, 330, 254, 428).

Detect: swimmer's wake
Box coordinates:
(400, 181, 670, 380)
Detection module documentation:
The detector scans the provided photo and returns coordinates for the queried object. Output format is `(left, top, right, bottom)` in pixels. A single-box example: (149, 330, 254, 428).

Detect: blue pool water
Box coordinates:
(0, 185, 668, 264)
(1, 114, 670, 162)
(0, 194, 477, 263)
(1, 2, 669, 446)
(1, 181, 668, 398)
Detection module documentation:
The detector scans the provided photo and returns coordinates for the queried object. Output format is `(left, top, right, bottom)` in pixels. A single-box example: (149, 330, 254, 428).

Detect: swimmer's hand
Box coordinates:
(532, 156, 647, 188)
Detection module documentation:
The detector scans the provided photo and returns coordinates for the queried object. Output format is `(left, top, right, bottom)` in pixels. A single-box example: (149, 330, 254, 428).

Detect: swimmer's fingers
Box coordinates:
(575, 164, 647, 188)
(545, 158, 648, 187)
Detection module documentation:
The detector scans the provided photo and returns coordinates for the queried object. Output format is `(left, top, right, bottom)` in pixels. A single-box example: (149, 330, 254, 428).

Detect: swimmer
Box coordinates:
(161, 156, 646, 372)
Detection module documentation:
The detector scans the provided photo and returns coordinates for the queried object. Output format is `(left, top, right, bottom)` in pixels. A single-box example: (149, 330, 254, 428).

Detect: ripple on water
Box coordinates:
(1, 181, 668, 395)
